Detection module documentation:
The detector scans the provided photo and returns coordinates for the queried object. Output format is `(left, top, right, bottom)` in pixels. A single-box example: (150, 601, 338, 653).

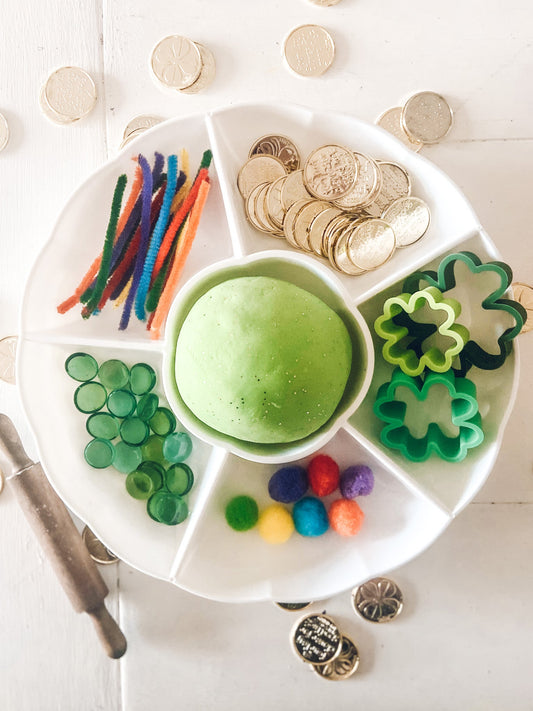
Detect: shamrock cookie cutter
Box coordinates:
(402, 251, 526, 373)
(373, 368, 484, 462)
(374, 286, 469, 377)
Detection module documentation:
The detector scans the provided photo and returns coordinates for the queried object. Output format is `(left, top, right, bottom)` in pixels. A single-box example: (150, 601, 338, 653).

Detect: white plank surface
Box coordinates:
(0, 0, 532, 708)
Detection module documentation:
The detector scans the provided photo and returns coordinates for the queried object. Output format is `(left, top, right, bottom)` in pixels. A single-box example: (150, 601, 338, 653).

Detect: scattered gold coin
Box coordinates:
(312, 635, 360, 681)
(283, 24, 335, 77)
(179, 43, 216, 94)
(275, 601, 313, 611)
(375, 107, 422, 152)
(381, 196, 430, 247)
(238, 154, 287, 199)
(123, 115, 163, 139)
(0, 336, 17, 385)
(304, 145, 358, 200)
(42, 67, 97, 124)
(82, 526, 118, 565)
(150, 35, 202, 90)
(352, 577, 404, 623)
(0, 113, 9, 152)
(402, 91, 453, 144)
(249, 135, 300, 173)
(291, 613, 342, 665)
(511, 282, 533, 334)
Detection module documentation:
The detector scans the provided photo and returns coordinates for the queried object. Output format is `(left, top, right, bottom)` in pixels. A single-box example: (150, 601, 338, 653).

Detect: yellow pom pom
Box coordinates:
(257, 504, 294, 544)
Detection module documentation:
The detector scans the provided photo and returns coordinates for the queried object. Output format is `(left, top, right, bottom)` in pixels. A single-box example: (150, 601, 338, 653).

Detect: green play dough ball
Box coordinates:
(174, 276, 352, 444)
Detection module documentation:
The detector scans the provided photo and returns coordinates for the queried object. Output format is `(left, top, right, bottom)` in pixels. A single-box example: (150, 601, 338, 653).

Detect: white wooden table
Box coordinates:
(1, 1, 532, 708)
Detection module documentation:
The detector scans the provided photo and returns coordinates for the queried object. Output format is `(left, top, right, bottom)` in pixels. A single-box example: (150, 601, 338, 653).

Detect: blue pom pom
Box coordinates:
(268, 466, 308, 503)
(292, 497, 329, 537)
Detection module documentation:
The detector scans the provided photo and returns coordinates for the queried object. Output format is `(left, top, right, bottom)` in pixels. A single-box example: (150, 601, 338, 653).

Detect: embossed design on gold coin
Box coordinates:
(382, 196, 430, 247)
(43, 67, 97, 123)
(352, 577, 403, 622)
(291, 613, 342, 665)
(347, 219, 396, 271)
(249, 135, 300, 172)
(283, 25, 336, 77)
(0, 113, 9, 152)
(402, 91, 453, 144)
(82, 526, 118, 565)
(275, 601, 313, 611)
(312, 635, 360, 680)
(39, 86, 75, 125)
(150, 35, 202, 90)
(280, 169, 312, 210)
(511, 283, 533, 334)
(334, 227, 366, 275)
(304, 145, 357, 201)
(237, 154, 286, 199)
(283, 199, 315, 247)
(0, 336, 17, 385)
(179, 43, 216, 94)
(369, 161, 411, 214)
(333, 153, 380, 209)
(376, 107, 422, 152)
(293, 200, 333, 252)
(308, 206, 343, 256)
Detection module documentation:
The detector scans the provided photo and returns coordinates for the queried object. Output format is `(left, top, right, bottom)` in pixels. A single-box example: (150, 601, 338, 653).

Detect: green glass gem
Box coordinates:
(147, 491, 188, 525)
(107, 389, 136, 418)
(74, 382, 107, 413)
(125, 470, 154, 500)
(84, 438, 115, 469)
(129, 363, 156, 395)
(98, 359, 130, 390)
(65, 352, 98, 382)
(86, 412, 119, 440)
(163, 432, 193, 463)
(141, 435, 168, 467)
(113, 441, 142, 474)
(149, 407, 176, 436)
(165, 463, 194, 496)
(137, 393, 159, 422)
(120, 416, 149, 446)
(136, 461, 164, 491)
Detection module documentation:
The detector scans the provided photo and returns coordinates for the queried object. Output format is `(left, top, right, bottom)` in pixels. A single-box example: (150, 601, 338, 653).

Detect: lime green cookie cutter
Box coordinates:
(373, 368, 484, 462)
(403, 251, 527, 374)
(374, 286, 470, 377)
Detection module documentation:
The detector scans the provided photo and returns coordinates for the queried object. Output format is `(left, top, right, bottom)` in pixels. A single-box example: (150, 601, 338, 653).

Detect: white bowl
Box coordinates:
(17, 102, 519, 602)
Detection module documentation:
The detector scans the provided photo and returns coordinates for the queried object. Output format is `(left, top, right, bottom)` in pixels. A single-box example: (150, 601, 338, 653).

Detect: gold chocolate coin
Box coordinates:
(308, 206, 343, 256)
(402, 91, 453, 144)
(249, 135, 300, 172)
(511, 282, 533, 334)
(312, 635, 360, 681)
(0, 336, 17, 385)
(238, 154, 286, 199)
(39, 86, 76, 125)
(376, 107, 422, 152)
(254, 182, 283, 235)
(325, 215, 353, 266)
(304, 145, 358, 201)
(334, 227, 366, 276)
(334, 153, 380, 209)
(283, 199, 315, 247)
(382, 196, 430, 247)
(283, 24, 335, 77)
(293, 200, 332, 252)
(265, 176, 288, 230)
(245, 182, 271, 232)
(150, 35, 202, 90)
(368, 161, 411, 214)
(280, 169, 312, 210)
(352, 577, 403, 623)
(82, 526, 118, 565)
(0, 113, 9, 152)
(179, 43, 216, 94)
(123, 115, 162, 140)
(291, 613, 342, 665)
(347, 219, 396, 271)
(43, 67, 97, 123)
(275, 601, 313, 611)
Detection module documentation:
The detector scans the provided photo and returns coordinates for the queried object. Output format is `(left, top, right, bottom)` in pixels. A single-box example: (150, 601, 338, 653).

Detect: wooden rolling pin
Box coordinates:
(0, 414, 127, 659)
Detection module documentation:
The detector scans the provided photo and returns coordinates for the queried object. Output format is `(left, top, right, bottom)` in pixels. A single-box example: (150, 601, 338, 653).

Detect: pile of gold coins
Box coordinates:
(150, 35, 215, 95)
(237, 135, 431, 275)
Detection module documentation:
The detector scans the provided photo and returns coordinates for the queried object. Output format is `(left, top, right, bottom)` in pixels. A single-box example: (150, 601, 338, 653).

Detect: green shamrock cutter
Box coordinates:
(402, 251, 527, 373)
(374, 286, 469, 377)
(373, 368, 484, 462)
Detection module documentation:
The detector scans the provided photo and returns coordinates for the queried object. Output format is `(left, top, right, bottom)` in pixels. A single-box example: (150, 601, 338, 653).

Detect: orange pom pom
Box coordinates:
(328, 499, 364, 537)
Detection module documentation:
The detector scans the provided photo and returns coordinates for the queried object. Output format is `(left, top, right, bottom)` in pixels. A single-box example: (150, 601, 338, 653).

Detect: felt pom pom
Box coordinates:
(268, 466, 308, 503)
(292, 497, 329, 537)
(257, 504, 294, 544)
(225, 495, 259, 531)
(307, 454, 339, 497)
(328, 499, 364, 537)
(340, 465, 375, 499)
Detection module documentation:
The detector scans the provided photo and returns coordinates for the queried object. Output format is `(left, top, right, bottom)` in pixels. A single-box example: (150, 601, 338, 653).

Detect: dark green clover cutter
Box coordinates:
(402, 251, 527, 375)
(374, 286, 469, 377)
(373, 368, 484, 463)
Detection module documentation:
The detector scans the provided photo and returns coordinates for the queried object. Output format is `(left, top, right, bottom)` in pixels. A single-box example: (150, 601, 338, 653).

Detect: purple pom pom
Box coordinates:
(340, 465, 374, 499)
(268, 466, 308, 504)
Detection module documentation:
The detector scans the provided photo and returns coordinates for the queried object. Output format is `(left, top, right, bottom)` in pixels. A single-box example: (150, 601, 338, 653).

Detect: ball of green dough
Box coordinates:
(174, 276, 352, 444)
